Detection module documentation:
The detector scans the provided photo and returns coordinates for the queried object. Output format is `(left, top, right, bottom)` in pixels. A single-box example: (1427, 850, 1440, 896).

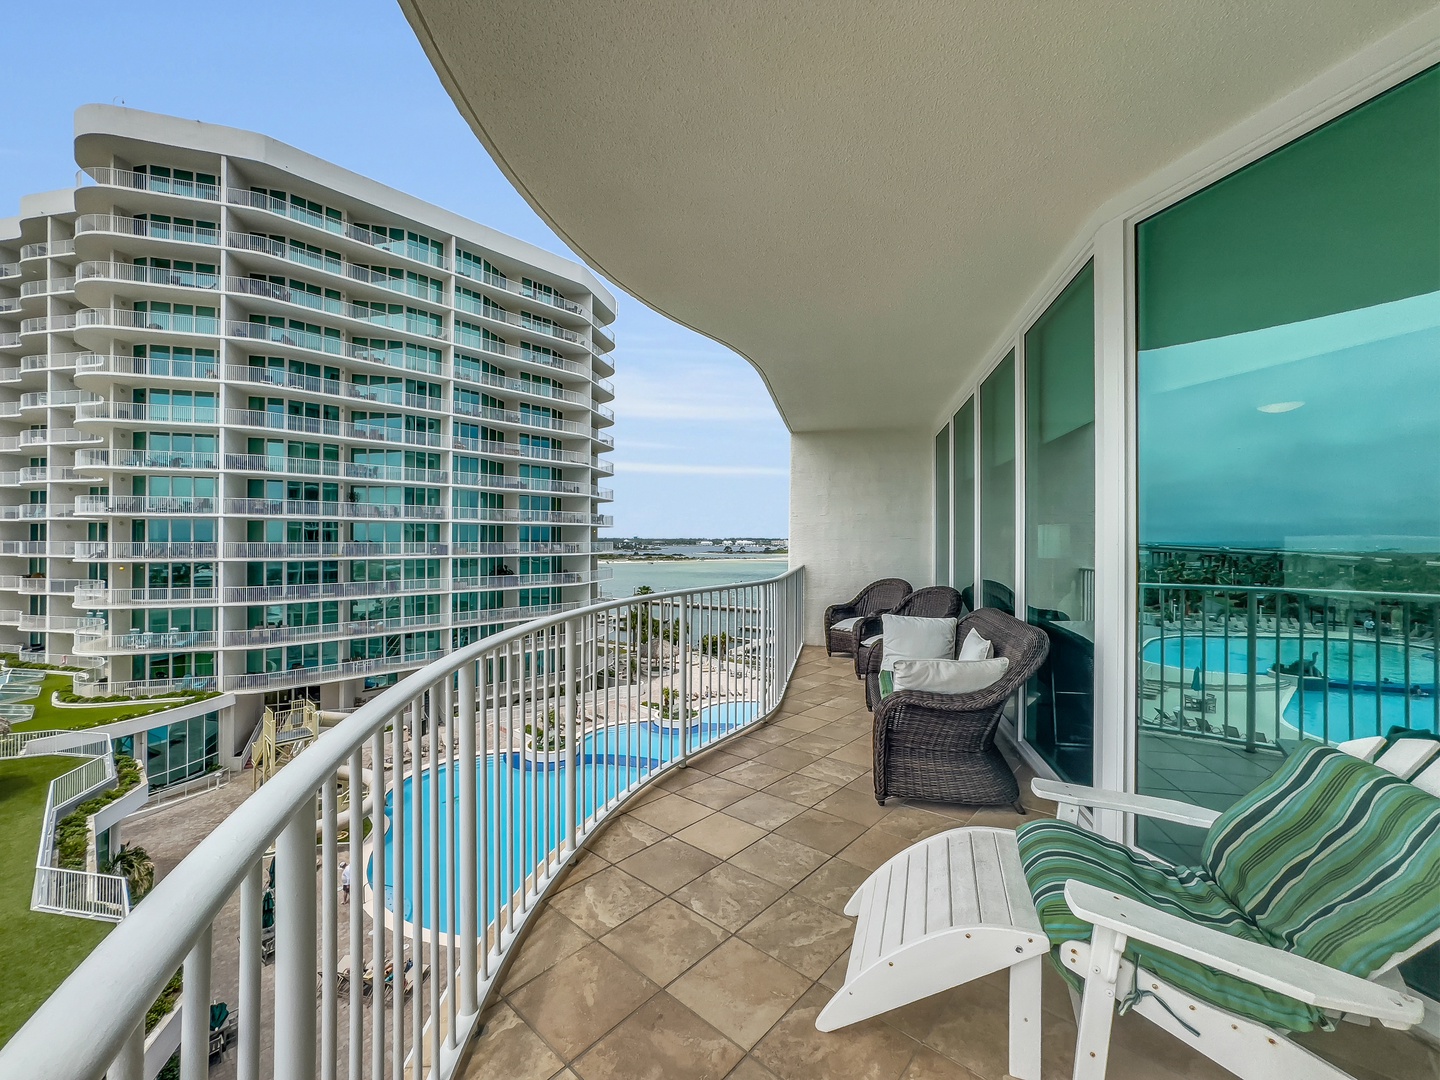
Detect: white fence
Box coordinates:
(0, 730, 134, 922)
(0, 567, 805, 1080)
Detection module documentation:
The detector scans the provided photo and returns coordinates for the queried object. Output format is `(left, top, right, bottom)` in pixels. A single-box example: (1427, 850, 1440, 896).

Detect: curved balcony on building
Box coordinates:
(73, 629, 220, 656)
(73, 307, 221, 352)
(19, 239, 76, 262)
(74, 215, 221, 260)
(77, 167, 222, 213)
(73, 260, 220, 309)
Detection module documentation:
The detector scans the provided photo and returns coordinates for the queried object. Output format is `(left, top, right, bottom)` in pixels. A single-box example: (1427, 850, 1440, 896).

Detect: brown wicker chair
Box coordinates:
(869, 608, 1048, 809)
(824, 578, 911, 657)
(854, 586, 966, 692)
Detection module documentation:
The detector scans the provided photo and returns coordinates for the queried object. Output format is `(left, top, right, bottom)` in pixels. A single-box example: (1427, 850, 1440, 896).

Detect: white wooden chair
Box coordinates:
(821, 736, 1439, 1080)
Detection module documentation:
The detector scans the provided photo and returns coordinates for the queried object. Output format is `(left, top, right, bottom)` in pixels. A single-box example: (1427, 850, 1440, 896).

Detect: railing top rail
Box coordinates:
(3, 564, 803, 1078)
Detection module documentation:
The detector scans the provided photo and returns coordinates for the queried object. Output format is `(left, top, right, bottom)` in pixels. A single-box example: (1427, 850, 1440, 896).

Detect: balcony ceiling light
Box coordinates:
(1257, 401, 1305, 413)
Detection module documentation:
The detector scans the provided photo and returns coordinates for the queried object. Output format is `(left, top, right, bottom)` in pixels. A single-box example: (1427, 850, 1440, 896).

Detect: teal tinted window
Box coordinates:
(1135, 68, 1440, 873)
(978, 352, 1016, 613)
(934, 428, 950, 585)
(950, 398, 975, 597)
(1023, 262, 1095, 784)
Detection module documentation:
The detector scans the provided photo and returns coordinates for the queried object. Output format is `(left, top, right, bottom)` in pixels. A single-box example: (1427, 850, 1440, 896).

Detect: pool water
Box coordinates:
(371, 700, 758, 931)
(1142, 635, 1438, 740)
(1142, 635, 1436, 689)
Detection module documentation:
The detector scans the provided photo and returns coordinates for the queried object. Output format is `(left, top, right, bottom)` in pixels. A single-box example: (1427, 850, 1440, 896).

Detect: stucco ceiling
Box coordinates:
(400, 1, 1434, 432)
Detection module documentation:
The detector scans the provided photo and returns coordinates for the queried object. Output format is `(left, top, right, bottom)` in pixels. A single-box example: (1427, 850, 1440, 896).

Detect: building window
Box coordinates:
(977, 351, 1016, 614)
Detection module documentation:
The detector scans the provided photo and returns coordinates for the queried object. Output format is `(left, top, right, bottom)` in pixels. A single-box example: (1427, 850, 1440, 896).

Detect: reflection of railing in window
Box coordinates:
(1139, 582, 1438, 751)
(1078, 567, 1095, 622)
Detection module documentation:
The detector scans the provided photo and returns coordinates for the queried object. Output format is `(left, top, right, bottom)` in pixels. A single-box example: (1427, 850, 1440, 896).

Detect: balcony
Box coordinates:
(83, 165, 221, 202)
(74, 214, 220, 248)
(73, 629, 219, 655)
(74, 495, 216, 516)
(19, 239, 75, 260)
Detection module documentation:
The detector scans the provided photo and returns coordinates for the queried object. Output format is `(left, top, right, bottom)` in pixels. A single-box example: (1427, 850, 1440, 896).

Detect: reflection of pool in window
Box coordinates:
(144, 711, 221, 788)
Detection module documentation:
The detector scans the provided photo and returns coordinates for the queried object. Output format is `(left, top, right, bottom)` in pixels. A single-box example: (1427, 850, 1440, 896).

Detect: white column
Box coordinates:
(274, 797, 318, 1080)
(1091, 216, 1132, 842)
(180, 924, 212, 1080)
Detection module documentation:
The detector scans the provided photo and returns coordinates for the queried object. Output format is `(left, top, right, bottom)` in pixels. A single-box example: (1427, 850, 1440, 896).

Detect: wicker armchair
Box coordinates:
(854, 586, 966, 690)
(869, 608, 1048, 809)
(824, 578, 911, 657)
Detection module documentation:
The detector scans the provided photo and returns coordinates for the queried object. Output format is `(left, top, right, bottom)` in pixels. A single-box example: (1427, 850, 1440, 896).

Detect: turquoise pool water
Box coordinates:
(1142, 635, 1437, 740)
(371, 700, 758, 931)
(1142, 635, 1436, 689)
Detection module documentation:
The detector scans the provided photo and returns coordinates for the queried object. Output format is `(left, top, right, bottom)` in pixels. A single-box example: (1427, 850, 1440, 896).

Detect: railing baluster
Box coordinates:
(348, 750, 364, 1080)
(275, 798, 318, 1080)
(564, 617, 579, 854)
(181, 924, 212, 1080)
(234, 869, 264, 1078)
(460, 658, 480, 1007)
(109, 1017, 146, 1080)
(409, 698, 424, 1080)
(391, 708, 406, 1080)
(428, 680, 443, 1074)
(321, 780, 339, 1080)
(370, 730, 387, 1080)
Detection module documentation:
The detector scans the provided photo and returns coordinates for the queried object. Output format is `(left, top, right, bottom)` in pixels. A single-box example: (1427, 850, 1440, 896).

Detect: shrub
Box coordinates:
(53, 754, 143, 871)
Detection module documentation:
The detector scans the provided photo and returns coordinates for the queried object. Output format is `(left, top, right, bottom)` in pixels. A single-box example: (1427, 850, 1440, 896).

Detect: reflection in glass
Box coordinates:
(978, 353, 1016, 614)
(1024, 262, 1096, 784)
(934, 428, 950, 585)
(951, 398, 975, 598)
(1135, 68, 1440, 882)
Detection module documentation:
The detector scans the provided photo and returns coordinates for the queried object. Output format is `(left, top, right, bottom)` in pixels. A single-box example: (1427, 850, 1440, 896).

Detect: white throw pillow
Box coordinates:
(891, 657, 1010, 695)
(829, 616, 862, 632)
(957, 628, 994, 661)
(879, 614, 957, 672)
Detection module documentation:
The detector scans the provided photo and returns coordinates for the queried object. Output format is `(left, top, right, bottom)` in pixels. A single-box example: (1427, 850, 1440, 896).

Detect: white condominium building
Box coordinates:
(0, 106, 616, 740)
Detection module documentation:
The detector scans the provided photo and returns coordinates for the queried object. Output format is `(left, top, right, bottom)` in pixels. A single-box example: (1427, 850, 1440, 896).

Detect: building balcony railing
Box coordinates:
(0, 262, 18, 279)
(224, 612, 449, 648)
(75, 448, 221, 472)
(0, 576, 83, 594)
(22, 351, 83, 372)
(76, 307, 220, 335)
(76, 260, 220, 292)
(76, 401, 219, 425)
(220, 498, 446, 521)
(0, 367, 20, 384)
(223, 542, 452, 559)
(19, 428, 102, 447)
(0, 540, 66, 556)
(452, 507, 612, 526)
(20, 313, 77, 335)
(0, 297, 22, 315)
(224, 366, 446, 414)
(17, 614, 103, 633)
(74, 495, 216, 516)
(71, 584, 216, 606)
(73, 352, 218, 382)
(20, 240, 75, 260)
(83, 166, 221, 202)
(221, 454, 448, 485)
(75, 214, 220, 247)
(222, 578, 446, 604)
(226, 231, 426, 294)
(0, 504, 66, 520)
(226, 277, 445, 338)
(1139, 581, 1440, 749)
(18, 277, 75, 298)
(73, 629, 220, 655)
(225, 189, 449, 269)
(77, 542, 218, 561)
(0, 333, 20, 350)
(0, 569, 805, 1077)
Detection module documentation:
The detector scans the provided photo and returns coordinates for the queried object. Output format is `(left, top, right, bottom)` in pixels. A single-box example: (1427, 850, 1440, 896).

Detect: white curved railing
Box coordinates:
(0, 730, 135, 923)
(0, 567, 804, 1080)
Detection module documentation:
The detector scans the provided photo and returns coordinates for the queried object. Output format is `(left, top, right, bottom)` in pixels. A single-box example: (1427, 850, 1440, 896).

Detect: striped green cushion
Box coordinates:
(1202, 742, 1440, 979)
(877, 670, 894, 699)
(1017, 819, 1327, 1031)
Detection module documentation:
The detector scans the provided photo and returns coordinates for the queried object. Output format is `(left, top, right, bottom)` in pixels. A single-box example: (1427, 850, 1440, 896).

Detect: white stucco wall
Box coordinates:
(789, 428, 932, 644)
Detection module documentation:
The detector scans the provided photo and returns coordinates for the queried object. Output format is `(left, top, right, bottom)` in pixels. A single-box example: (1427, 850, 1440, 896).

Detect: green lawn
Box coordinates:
(0, 755, 109, 1047)
(12, 674, 203, 732)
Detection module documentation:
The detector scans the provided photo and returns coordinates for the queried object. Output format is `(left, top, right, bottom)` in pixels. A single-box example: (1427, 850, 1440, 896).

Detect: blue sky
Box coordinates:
(1, 0, 790, 538)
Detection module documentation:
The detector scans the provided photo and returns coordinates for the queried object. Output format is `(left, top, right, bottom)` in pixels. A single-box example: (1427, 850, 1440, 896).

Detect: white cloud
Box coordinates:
(613, 461, 788, 477)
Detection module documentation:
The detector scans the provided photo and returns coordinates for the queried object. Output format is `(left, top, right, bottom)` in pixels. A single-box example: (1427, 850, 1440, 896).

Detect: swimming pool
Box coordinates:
(1141, 635, 1436, 690)
(371, 700, 758, 931)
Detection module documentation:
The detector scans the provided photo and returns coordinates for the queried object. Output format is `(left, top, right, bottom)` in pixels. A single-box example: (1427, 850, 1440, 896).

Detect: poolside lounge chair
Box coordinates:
(821, 736, 1440, 1080)
(824, 578, 911, 657)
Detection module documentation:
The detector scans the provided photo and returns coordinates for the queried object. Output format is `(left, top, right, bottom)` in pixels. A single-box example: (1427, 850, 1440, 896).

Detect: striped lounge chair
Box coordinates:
(1020, 737, 1440, 1079)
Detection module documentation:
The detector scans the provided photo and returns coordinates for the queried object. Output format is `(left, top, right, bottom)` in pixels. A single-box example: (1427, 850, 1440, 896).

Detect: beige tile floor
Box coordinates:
(460, 648, 1439, 1080)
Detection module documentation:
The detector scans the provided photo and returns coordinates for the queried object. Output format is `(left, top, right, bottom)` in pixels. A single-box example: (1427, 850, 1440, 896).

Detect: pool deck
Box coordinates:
(460, 646, 1437, 1080)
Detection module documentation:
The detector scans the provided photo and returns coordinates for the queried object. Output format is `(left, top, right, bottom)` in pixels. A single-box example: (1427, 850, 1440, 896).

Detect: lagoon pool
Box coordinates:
(370, 700, 758, 931)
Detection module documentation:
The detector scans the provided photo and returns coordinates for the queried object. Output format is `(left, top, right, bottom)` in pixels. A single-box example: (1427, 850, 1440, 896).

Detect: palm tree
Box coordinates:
(105, 844, 156, 902)
(633, 585, 653, 595)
